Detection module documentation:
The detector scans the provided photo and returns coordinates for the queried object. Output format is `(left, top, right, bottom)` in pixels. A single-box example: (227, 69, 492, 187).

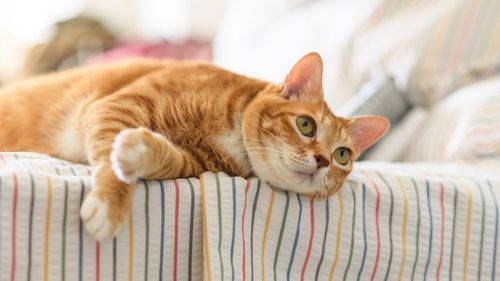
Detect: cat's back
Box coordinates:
(0, 58, 268, 156)
(0, 59, 166, 153)
(0, 58, 167, 100)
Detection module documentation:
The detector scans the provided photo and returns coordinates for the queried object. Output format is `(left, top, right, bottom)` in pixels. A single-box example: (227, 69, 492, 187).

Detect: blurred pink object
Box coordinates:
(86, 39, 212, 64)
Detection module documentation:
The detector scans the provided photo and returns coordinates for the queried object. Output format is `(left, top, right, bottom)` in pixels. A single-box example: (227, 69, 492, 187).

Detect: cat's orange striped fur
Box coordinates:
(0, 53, 389, 240)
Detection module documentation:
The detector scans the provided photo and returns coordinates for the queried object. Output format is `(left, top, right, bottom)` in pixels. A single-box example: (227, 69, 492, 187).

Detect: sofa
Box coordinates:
(1, 0, 500, 280)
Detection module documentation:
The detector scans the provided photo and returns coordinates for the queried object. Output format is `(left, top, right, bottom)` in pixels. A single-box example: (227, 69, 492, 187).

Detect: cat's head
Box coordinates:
(242, 52, 389, 197)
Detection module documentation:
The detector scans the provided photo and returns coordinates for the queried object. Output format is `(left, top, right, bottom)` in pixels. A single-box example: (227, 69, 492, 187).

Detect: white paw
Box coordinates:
(110, 129, 148, 183)
(81, 194, 122, 240)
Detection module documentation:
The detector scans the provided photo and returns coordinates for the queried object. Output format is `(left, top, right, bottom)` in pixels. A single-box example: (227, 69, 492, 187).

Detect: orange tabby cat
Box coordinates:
(0, 53, 389, 240)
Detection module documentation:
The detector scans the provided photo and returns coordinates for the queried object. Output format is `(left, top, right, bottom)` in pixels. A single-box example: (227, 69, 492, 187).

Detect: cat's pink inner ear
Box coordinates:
(283, 52, 323, 102)
(349, 116, 390, 154)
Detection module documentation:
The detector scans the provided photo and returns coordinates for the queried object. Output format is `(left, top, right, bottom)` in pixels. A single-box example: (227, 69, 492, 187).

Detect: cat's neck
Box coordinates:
(215, 121, 252, 176)
(213, 83, 276, 177)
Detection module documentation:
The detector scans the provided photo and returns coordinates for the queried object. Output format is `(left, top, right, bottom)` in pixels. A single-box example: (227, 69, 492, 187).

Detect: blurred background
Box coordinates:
(0, 0, 375, 94)
(1, 0, 499, 161)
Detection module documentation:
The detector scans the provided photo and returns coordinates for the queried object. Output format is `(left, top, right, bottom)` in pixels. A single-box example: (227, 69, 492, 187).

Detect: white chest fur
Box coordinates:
(57, 114, 87, 163)
(215, 126, 252, 173)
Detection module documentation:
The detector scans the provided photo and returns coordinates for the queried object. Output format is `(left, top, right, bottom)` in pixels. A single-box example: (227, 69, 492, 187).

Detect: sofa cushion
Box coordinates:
(201, 160, 500, 280)
(405, 75, 500, 161)
(340, 0, 500, 107)
(0, 152, 203, 281)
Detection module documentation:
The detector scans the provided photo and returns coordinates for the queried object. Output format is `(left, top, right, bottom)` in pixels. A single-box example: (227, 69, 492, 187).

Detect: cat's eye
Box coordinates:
(296, 116, 315, 137)
(333, 147, 350, 165)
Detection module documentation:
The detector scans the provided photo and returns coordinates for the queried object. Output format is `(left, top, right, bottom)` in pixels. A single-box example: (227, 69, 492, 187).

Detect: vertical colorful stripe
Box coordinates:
(26, 168, 35, 281)
(449, 184, 458, 281)
(187, 179, 196, 281)
(158, 181, 165, 281)
(273, 191, 290, 281)
(487, 181, 498, 280)
(463, 183, 473, 281)
(173, 180, 180, 281)
(61, 180, 69, 281)
(128, 211, 133, 281)
(200, 175, 213, 281)
(423, 181, 434, 280)
(240, 180, 251, 281)
(287, 194, 303, 281)
(143, 181, 150, 281)
(215, 174, 225, 281)
(230, 178, 236, 281)
(342, 186, 357, 281)
(313, 197, 329, 281)
(355, 184, 367, 281)
(10, 171, 18, 281)
(396, 176, 408, 281)
(77, 177, 85, 281)
(378, 173, 394, 281)
(369, 177, 381, 281)
(436, 183, 446, 281)
(95, 242, 100, 281)
(328, 191, 343, 280)
(44, 176, 52, 281)
(260, 190, 276, 281)
(300, 197, 315, 281)
(250, 181, 261, 281)
(474, 180, 486, 281)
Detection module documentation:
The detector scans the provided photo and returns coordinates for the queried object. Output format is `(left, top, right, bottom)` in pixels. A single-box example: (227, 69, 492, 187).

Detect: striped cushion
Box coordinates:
(405, 76, 500, 161)
(2, 152, 500, 281)
(0, 152, 203, 281)
(340, 0, 500, 107)
(201, 160, 500, 280)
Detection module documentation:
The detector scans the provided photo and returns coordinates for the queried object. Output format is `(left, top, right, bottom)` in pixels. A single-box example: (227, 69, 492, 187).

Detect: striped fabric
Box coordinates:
(405, 75, 500, 161)
(2, 152, 500, 281)
(0, 152, 203, 281)
(341, 0, 500, 107)
(202, 160, 500, 280)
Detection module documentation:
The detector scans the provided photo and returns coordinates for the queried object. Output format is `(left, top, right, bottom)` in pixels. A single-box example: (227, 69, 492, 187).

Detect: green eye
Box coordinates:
(333, 147, 350, 165)
(296, 116, 315, 137)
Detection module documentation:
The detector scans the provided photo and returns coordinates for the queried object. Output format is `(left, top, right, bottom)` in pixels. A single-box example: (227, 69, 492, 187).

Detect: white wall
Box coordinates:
(82, 0, 226, 40)
(0, 0, 226, 81)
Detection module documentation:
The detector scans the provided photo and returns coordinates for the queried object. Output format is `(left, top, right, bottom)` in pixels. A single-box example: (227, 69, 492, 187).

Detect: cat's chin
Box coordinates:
(291, 170, 316, 182)
(257, 168, 323, 196)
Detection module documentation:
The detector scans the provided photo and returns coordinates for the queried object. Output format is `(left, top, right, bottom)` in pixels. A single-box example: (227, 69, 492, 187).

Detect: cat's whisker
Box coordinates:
(253, 113, 290, 147)
(217, 146, 281, 162)
(244, 137, 287, 150)
(245, 146, 308, 168)
(240, 161, 281, 177)
(256, 127, 289, 147)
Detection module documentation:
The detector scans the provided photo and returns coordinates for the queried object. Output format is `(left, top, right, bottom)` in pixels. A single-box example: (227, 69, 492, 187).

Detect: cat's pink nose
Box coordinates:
(314, 154, 330, 169)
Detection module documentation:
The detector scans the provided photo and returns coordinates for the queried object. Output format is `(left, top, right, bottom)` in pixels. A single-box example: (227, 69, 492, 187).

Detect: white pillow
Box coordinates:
(405, 75, 500, 161)
(339, 0, 500, 107)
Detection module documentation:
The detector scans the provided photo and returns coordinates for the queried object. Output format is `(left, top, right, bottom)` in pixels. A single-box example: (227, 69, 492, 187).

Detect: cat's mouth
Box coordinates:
(292, 170, 316, 182)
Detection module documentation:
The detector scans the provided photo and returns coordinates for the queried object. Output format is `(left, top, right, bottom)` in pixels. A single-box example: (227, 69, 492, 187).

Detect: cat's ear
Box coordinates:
(281, 52, 323, 102)
(349, 115, 390, 155)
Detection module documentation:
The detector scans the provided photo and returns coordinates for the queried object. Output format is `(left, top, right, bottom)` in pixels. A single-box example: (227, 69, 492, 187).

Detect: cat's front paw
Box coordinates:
(81, 192, 125, 240)
(111, 128, 150, 183)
